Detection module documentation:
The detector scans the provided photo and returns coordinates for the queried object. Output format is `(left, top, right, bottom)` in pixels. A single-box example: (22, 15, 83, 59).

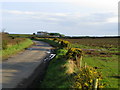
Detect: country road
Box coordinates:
(1, 41, 53, 89)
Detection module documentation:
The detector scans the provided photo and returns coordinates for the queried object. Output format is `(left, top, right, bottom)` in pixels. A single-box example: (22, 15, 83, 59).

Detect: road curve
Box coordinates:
(1, 41, 53, 89)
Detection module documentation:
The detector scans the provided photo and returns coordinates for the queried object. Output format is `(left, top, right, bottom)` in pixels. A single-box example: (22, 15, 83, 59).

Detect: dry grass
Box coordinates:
(66, 60, 75, 74)
(2, 33, 26, 49)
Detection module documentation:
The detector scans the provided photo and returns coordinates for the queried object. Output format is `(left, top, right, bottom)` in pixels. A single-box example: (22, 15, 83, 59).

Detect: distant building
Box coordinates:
(37, 31, 48, 36)
(36, 31, 64, 37)
(52, 35, 60, 37)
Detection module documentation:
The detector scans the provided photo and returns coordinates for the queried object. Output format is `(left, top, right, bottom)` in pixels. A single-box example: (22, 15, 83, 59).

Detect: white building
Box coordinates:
(37, 31, 48, 36)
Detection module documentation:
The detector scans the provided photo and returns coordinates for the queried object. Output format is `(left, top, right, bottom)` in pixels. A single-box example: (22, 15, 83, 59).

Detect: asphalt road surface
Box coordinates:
(1, 41, 53, 89)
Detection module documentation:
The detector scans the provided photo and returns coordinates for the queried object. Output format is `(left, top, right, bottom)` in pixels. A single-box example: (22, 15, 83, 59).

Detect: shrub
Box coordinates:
(53, 38, 58, 41)
(66, 48, 83, 68)
(53, 38, 70, 48)
(61, 40, 70, 48)
(73, 66, 103, 89)
(66, 48, 83, 60)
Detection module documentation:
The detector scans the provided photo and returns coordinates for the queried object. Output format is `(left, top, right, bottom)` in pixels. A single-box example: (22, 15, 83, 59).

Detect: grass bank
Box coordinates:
(2, 39, 33, 60)
(40, 48, 71, 88)
(34, 38, 103, 89)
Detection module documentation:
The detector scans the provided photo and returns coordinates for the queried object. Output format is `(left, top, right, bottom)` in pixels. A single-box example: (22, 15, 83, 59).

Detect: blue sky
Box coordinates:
(1, 0, 119, 36)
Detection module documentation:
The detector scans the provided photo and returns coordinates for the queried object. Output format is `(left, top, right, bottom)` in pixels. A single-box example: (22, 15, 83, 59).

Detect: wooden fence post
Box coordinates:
(80, 56, 82, 69)
(75, 55, 82, 69)
(75, 56, 79, 68)
(84, 62, 87, 68)
(93, 79, 98, 90)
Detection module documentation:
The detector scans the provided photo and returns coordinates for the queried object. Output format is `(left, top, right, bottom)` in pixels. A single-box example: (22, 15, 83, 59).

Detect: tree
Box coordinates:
(49, 33, 62, 36)
(33, 33, 36, 35)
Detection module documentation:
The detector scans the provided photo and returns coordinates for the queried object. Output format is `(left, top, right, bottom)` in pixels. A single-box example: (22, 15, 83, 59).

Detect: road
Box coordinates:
(1, 41, 53, 89)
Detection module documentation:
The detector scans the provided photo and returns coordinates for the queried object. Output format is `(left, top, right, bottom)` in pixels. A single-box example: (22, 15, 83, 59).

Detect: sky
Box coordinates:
(1, 0, 119, 36)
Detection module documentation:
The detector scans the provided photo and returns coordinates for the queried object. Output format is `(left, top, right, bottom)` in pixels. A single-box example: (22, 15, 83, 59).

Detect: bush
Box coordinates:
(61, 40, 70, 48)
(66, 48, 83, 68)
(66, 48, 83, 60)
(73, 66, 103, 89)
(53, 38, 70, 48)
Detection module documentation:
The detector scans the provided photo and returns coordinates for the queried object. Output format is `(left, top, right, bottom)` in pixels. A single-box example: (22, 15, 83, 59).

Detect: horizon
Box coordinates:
(5, 32, 119, 37)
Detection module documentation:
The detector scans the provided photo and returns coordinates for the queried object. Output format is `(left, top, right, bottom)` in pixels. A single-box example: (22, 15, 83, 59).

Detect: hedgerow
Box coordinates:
(35, 38, 104, 89)
(53, 38, 70, 48)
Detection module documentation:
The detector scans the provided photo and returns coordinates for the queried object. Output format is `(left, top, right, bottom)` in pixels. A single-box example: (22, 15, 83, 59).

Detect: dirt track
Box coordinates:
(1, 41, 53, 89)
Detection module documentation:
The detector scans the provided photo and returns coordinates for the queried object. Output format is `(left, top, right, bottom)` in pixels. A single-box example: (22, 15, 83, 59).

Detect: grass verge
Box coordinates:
(1, 39, 33, 60)
(40, 48, 72, 88)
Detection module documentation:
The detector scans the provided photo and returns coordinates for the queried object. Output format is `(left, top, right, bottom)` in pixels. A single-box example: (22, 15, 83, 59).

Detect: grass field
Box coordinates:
(63, 38, 119, 88)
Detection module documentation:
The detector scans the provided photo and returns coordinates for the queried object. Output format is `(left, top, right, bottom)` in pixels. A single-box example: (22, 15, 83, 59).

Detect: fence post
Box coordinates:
(93, 79, 98, 90)
(84, 62, 87, 68)
(80, 56, 82, 69)
(75, 56, 79, 68)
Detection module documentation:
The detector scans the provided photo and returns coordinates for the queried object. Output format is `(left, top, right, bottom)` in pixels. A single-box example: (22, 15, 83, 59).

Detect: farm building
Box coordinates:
(37, 31, 48, 36)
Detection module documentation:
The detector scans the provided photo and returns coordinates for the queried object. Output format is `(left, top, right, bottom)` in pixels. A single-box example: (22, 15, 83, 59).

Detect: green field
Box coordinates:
(83, 55, 118, 88)
(64, 38, 119, 88)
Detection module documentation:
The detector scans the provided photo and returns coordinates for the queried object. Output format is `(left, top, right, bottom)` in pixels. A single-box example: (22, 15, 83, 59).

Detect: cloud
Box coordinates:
(79, 12, 117, 24)
(3, 9, 68, 18)
(3, 10, 35, 15)
(107, 17, 118, 23)
(2, 9, 117, 36)
(56, 12, 118, 26)
(3, 9, 117, 24)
